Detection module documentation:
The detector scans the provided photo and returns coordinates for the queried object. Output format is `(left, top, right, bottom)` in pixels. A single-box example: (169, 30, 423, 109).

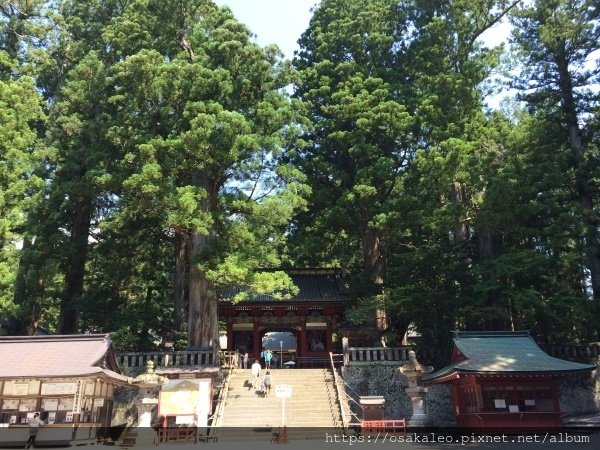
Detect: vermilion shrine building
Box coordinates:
(219, 269, 347, 364)
(422, 331, 595, 429)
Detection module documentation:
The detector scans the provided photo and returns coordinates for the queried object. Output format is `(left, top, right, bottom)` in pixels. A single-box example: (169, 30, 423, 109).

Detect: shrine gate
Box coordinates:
(219, 269, 347, 366)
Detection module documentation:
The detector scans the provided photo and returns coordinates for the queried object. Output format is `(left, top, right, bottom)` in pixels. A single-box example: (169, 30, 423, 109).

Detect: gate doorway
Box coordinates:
(262, 331, 296, 369)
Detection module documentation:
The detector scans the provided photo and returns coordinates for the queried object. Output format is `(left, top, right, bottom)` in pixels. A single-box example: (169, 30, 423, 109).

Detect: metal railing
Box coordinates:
(206, 359, 235, 441)
(329, 352, 361, 434)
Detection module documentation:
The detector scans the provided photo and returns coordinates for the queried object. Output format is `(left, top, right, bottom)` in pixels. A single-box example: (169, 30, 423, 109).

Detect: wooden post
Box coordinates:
(226, 320, 234, 351)
(299, 322, 307, 359)
(253, 321, 261, 359)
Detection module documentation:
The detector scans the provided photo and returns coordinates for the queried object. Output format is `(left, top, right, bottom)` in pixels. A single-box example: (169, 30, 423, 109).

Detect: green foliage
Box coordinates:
(0, 0, 598, 349)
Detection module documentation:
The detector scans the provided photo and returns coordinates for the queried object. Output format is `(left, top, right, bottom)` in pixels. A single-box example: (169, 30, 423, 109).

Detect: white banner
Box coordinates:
(72, 380, 84, 413)
(41, 382, 77, 395)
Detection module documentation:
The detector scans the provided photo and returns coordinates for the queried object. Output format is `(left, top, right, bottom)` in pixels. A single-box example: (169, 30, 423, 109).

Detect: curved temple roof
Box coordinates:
(219, 268, 348, 303)
(0, 334, 130, 383)
(423, 331, 595, 384)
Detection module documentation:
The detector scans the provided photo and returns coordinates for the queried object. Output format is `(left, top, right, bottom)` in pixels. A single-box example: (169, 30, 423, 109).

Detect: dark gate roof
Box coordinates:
(0, 334, 130, 383)
(219, 268, 348, 303)
(423, 331, 595, 384)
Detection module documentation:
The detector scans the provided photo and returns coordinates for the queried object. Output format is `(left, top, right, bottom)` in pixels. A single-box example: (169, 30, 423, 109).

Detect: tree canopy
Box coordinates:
(0, 0, 598, 350)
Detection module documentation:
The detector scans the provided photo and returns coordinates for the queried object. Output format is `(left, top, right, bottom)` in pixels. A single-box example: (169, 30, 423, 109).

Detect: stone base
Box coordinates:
(408, 414, 431, 428)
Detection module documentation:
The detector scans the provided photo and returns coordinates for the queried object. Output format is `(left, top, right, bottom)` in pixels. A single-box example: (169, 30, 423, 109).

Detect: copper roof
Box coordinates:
(423, 331, 595, 384)
(219, 268, 348, 303)
(0, 334, 130, 383)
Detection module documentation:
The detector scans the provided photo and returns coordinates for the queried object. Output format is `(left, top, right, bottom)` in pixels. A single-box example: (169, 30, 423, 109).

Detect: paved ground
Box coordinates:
(137, 432, 600, 450)
(4, 418, 600, 450)
(115, 431, 600, 450)
(3, 430, 595, 450)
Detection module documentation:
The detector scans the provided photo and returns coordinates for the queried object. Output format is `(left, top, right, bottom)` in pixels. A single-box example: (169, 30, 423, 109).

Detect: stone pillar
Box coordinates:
(405, 386, 429, 427)
(132, 361, 169, 445)
(342, 337, 349, 366)
(360, 396, 385, 420)
(398, 350, 433, 428)
(325, 320, 333, 353)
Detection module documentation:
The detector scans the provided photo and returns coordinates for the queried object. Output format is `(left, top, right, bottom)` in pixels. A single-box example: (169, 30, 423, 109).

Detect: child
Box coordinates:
(260, 377, 266, 396)
(263, 370, 272, 397)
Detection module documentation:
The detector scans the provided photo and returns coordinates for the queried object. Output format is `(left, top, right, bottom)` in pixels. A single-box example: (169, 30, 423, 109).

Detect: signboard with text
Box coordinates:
(275, 384, 292, 398)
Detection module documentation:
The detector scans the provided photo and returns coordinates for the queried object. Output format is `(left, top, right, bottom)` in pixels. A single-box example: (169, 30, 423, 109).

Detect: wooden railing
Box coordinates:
(360, 419, 407, 435)
(117, 350, 215, 369)
(219, 351, 239, 369)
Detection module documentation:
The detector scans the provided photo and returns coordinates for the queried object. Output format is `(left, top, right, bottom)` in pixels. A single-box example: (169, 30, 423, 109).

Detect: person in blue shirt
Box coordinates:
(264, 350, 273, 369)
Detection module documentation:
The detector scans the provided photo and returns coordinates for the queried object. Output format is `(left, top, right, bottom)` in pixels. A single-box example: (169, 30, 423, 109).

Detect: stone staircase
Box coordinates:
(214, 368, 343, 441)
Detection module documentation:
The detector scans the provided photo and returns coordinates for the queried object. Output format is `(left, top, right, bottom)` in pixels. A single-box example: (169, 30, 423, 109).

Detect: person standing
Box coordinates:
(243, 351, 249, 369)
(25, 413, 43, 449)
(251, 359, 261, 388)
(265, 350, 273, 369)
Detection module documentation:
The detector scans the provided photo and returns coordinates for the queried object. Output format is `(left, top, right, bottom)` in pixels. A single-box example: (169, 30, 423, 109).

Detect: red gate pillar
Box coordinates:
(253, 320, 261, 359)
(226, 319, 234, 351)
(299, 322, 307, 358)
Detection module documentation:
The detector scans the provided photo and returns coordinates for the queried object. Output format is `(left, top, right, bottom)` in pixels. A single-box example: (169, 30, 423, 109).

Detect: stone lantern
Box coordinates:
(132, 361, 169, 429)
(398, 350, 433, 427)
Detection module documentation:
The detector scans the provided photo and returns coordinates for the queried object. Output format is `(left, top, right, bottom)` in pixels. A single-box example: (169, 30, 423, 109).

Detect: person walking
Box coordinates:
(251, 359, 261, 389)
(263, 370, 272, 397)
(25, 413, 43, 449)
(265, 349, 273, 369)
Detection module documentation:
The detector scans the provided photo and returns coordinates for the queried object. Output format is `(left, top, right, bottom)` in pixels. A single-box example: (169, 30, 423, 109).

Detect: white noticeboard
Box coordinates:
(275, 384, 292, 398)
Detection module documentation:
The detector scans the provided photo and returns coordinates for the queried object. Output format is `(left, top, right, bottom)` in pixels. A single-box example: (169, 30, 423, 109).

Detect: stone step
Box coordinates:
(224, 415, 336, 421)
(218, 368, 342, 430)
(212, 427, 340, 442)
(226, 393, 333, 400)
(221, 417, 338, 424)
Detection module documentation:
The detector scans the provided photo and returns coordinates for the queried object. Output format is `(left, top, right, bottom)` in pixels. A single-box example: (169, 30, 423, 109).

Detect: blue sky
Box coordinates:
(210, 1, 522, 109)
(213, 0, 318, 59)
(212, 1, 512, 57)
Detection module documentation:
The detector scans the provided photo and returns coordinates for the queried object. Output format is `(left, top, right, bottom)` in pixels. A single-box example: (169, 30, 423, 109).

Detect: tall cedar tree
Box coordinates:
(105, 0, 306, 350)
(510, 0, 600, 316)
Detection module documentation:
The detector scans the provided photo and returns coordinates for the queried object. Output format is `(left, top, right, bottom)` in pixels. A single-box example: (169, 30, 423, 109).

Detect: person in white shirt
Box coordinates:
(25, 412, 44, 449)
(251, 359, 261, 388)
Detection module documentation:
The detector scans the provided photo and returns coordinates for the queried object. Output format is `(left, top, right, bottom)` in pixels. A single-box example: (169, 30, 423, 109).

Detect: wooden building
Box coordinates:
(0, 334, 131, 447)
(422, 331, 595, 429)
(156, 367, 219, 431)
(219, 268, 348, 365)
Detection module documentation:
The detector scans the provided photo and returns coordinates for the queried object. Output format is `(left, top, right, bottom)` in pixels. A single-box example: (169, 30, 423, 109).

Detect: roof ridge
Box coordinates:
(0, 334, 110, 342)
(453, 330, 532, 339)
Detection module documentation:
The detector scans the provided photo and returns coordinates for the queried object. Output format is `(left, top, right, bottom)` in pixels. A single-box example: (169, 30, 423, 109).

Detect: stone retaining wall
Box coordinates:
(341, 365, 599, 426)
(341, 365, 455, 427)
(558, 372, 600, 416)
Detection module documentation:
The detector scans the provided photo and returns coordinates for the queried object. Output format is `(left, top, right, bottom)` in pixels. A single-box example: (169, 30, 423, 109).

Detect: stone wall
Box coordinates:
(341, 365, 599, 426)
(112, 386, 138, 427)
(341, 365, 455, 427)
(558, 371, 600, 416)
